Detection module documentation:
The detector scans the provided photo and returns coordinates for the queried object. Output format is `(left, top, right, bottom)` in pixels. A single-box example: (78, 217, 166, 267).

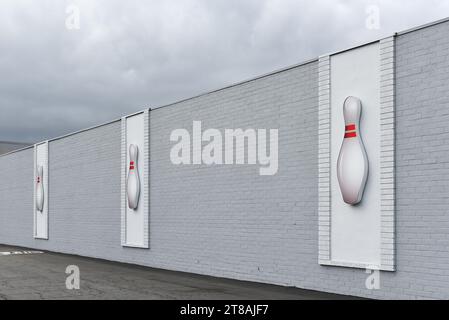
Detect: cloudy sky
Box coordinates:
(1, 0, 449, 142)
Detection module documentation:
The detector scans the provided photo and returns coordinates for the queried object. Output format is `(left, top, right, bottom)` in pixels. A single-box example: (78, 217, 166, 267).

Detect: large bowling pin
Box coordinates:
(127, 144, 140, 210)
(35, 165, 44, 212)
(337, 96, 369, 205)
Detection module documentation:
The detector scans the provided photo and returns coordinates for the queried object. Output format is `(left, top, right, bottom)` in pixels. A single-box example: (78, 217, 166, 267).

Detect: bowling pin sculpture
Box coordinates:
(127, 144, 140, 210)
(35, 165, 44, 212)
(337, 96, 369, 205)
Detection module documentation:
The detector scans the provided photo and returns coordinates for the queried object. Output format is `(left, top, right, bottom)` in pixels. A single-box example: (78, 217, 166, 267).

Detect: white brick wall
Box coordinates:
(0, 19, 449, 300)
(379, 36, 396, 271)
(317, 55, 331, 265)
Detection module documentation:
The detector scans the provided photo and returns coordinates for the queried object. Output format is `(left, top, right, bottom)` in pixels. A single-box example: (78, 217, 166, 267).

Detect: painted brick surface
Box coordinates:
(0, 20, 449, 299)
(0, 148, 34, 244)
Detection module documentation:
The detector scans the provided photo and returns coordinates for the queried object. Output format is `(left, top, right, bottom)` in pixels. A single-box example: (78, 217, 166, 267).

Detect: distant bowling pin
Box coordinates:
(337, 96, 369, 205)
(35, 165, 44, 212)
(127, 144, 140, 210)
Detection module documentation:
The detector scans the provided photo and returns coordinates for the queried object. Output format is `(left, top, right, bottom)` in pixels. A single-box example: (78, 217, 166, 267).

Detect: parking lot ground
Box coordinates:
(0, 244, 357, 300)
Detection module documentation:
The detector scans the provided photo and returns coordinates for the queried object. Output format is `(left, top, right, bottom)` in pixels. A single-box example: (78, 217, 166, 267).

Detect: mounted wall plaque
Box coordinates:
(336, 96, 369, 205)
(34, 141, 49, 239)
(318, 37, 396, 271)
(121, 110, 149, 248)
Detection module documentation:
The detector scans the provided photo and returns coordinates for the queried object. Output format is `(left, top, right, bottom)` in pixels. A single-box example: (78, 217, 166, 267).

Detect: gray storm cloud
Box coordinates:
(1, 0, 448, 142)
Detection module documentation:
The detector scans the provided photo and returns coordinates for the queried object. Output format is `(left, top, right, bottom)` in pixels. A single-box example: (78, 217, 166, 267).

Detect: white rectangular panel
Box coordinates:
(330, 43, 381, 267)
(121, 110, 149, 248)
(34, 141, 49, 239)
(318, 37, 395, 271)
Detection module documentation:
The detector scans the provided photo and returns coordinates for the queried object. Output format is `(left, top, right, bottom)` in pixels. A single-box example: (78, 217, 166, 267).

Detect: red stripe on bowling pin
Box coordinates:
(127, 144, 140, 210)
(344, 123, 357, 138)
(345, 124, 356, 131)
(344, 131, 357, 138)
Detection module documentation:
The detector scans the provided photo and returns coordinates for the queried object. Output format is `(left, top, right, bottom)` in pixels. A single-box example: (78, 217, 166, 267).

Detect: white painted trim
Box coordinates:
(318, 55, 331, 265)
(143, 109, 150, 248)
(121, 244, 149, 249)
(120, 118, 127, 246)
(319, 260, 383, 270)
(33, 147, 37, 238)
(379, 36, 396, 271)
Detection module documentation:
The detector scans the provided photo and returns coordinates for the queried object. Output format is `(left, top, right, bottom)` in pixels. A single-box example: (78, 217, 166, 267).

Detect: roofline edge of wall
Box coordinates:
(4, 16, 449, 152)
(396, 16, 449, 36)
(152, 57, 319, 111)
